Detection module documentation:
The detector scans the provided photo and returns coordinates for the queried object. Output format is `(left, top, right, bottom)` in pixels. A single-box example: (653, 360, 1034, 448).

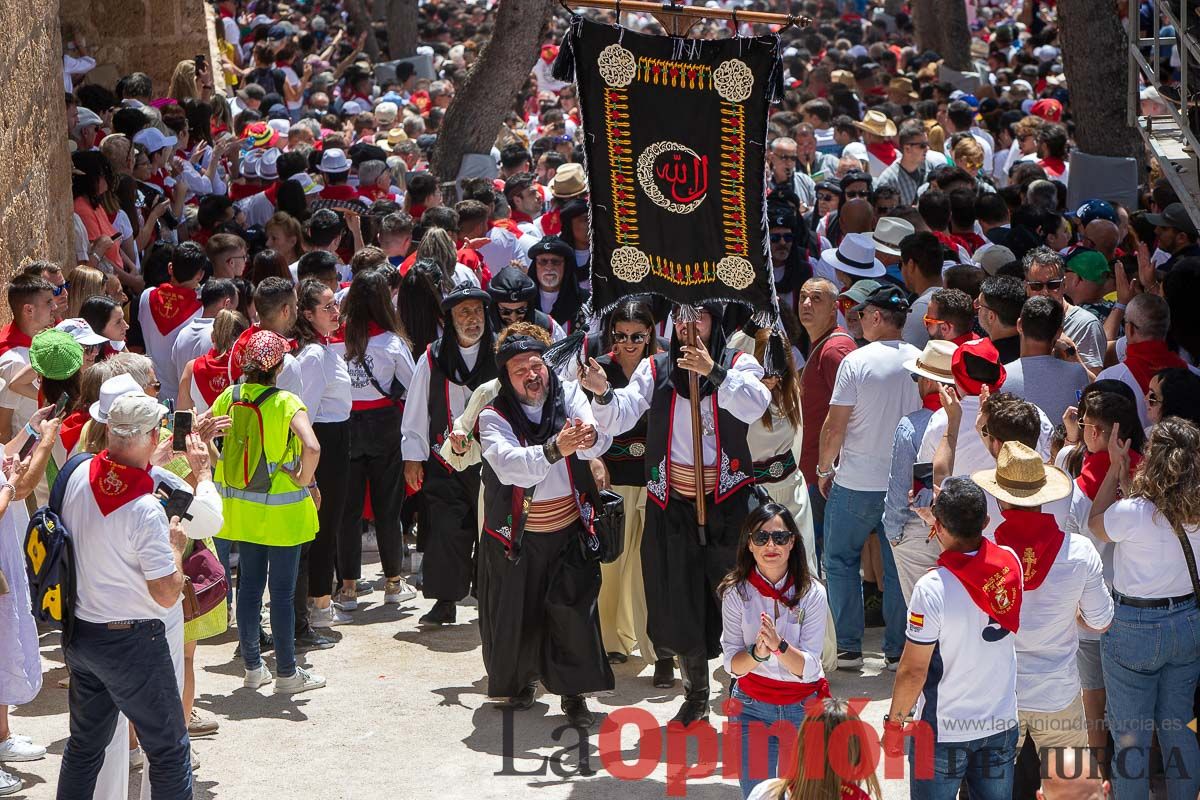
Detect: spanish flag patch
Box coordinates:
(908, 612, 924, 628)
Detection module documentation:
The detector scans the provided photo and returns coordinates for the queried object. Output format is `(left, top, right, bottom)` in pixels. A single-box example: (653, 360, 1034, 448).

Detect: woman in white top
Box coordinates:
(335, 268, 417, 610)
(293, 280, 353, 630)
(1089, 417, 1200, 800)
(178, 309, 247, 413)
(720, 502, 829, 798)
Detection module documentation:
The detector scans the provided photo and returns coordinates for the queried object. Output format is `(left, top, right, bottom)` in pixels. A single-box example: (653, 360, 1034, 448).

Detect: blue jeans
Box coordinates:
(236, 542, 302, 677)
(1102, 597, 1200, 800)
(910, 726, 1018, 800)
(731, 683, 812, 798)
(214, 537, 234, 606)
(808, 483, 826, 567)
(57, 619, 191, 800)
(822, 484, 905, 657)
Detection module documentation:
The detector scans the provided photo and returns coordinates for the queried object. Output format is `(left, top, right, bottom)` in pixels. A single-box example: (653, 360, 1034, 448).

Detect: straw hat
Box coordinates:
(852, 109, 898, 138)
(831, 70, 857, 90)
(903, 340, 958, 384)
(888, 77, 919, 100)
(972, 441, 1073, 506)
(549, 163, 588, 199)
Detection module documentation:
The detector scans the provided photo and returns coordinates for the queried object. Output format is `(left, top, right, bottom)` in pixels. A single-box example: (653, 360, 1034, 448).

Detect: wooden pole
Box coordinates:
(560, 0, 811, 31)
(686, 319, 707, 536)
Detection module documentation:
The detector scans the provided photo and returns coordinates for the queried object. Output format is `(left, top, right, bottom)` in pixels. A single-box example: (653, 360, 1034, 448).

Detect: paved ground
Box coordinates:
(8, 559, 908, 800)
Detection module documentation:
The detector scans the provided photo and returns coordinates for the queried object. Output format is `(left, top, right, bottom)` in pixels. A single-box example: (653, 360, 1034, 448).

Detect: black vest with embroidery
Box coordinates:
(643, 351, 755, 509)
(481, 401, 603, 553)
(594, 354, 646, 487)
(423, 345, 460, 475)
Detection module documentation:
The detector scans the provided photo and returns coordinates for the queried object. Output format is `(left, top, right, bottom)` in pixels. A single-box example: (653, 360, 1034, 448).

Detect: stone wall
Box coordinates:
(60, 0, 215, 96)
(0, 0, 74, 322)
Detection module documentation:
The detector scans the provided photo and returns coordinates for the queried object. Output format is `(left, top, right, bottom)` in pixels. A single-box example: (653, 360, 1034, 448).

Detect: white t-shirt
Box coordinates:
(1013, 533, 1112, 712)
(138, 286, 202, 404)
(918, 396, 1054, 480)
(171, 317, 215, 385)
(61, 459, 179, 624)
(1105, 497, 1200, 598)
(0, 347, 37, 434)
(906, 556, 1020, 743)
(829, 339, 921, 491)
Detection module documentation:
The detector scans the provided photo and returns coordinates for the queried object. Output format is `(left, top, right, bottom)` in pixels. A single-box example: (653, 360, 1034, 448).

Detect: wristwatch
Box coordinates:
(773, 640, 789, 655)
(816, 464, 835, 479)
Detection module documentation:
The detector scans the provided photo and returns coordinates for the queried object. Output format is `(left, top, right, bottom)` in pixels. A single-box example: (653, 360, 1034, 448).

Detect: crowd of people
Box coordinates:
(0, 0, 1197, 797)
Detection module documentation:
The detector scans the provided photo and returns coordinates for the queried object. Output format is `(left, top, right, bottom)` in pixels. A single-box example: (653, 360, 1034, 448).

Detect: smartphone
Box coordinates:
(172, 410, 193, 452)
(912, 461, 935, 509)
(156, 482, 194, 522)
(52, 391, 70, 420)
(18, 433, 38, 461)
(195, 54, 206, 73)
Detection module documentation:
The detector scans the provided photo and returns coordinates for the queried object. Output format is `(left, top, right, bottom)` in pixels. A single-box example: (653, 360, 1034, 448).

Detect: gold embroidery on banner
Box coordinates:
(636, 57, 712, 90)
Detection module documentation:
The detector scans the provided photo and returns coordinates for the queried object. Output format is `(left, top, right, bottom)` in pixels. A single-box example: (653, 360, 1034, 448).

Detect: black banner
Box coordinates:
(561, 18, 781, 316)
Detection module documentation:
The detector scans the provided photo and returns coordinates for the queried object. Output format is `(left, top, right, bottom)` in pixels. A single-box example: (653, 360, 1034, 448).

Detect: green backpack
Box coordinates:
(223, 386, 280, 493)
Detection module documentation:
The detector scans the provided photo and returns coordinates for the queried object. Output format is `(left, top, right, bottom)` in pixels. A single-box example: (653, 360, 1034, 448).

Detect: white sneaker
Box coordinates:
(363, 527, 379, 553)
(409, 551, 423, 574)
(128, 746, 144, 771)
(310, 604, 352, 628)
(190, 746, 201, 771)
(0, 768, 21, 796)
(384, 578, 417, 604)
(0, 736, 46, 762)
(332, 589, 358, 611)
(243, 664, 274, 689)
(274, 667, 326, 694)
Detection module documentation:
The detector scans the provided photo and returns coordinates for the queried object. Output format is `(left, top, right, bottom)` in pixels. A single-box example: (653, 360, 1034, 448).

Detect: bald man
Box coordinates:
(839, 198, 876, 236)
(1082, 219, 1119, 261)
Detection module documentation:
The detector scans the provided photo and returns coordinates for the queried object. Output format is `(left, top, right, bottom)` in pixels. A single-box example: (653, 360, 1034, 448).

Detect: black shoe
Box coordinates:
(607, 651, 628, 664)
(837, 650, 864, 669)
(356, 579, 372, 596)
(503, 683, 537, 710)
(562, 695, 595, 727)
(419, 600, 457, 625)
(653, 657, 676, 688)
(672, 655, 710, 724)
(671, 698, 709, 725)
(294, 627, 335, 651)
(259, 627, 275, 651)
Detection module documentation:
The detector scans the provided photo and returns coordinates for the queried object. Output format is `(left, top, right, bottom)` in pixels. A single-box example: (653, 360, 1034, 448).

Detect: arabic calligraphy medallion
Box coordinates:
(636, 141, 709, 214)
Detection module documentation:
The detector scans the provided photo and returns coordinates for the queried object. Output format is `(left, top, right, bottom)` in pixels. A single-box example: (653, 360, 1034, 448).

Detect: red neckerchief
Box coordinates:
(841, 784, 872, 800)
(320, 184, 363, 201)
(59, 410, 89, 454)
(540, 208, 562, 236)
(493, 218, 523, 236)
(228, 181, 262, 201)
(747, 567, 794, 601)
(458, 246, 482, 272)
(192, 348, 233, 405)
(0, 324, 33, 357)
(921, 392, 942, 412)
(148, 283, 202, 335)
(1124, 340, 1187, 393)
(866, 141, 898, 166)
(951, 331, 981, 347)
(958, 231, 986, 254)
(89, 450, 154, 516)
(509, 209, 534, 226)
(358, 185, 393, 203)
(1039, 157, 1066, 178)
(1077, 449, 1143, 500)
(937, 538, 1023, 632)
(933, 230, 971, 255)
(994, 508, 1065, 592)
(229, 325, 296, 381)
(366, 321, 391, 337)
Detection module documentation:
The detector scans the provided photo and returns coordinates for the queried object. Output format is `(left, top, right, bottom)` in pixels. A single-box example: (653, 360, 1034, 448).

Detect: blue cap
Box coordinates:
(1075, 199, 1117, 225)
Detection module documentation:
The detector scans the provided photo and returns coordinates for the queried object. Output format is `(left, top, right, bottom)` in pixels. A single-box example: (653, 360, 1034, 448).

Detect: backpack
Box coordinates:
(222, 385, 280, 493)
(245, 67, 285, 96)
(24, 452, 93, 639)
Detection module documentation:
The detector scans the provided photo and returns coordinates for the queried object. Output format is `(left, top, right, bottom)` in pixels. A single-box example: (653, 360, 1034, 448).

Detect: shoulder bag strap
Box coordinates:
(357, 355, 393, 400)
(50, 453, 94, 515)
(1171, 518, 1200, 600)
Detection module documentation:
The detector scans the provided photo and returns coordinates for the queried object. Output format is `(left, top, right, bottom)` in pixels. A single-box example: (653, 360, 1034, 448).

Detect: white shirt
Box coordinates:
(294, 342, 352, 423)
(902, 287, 938, 349)
(61, 460, 179, 624)
(63, 53, 97, 92)
(138, 286, 202, 404)
(917, 395, 1054, 479)
(906, 556, 1020, 742)
(479, 380, 611, 502)
(288, 257, 351, 285)
(0, 347, 37, 433)
(721, 574, 827, 684)
(238, 191, 277, 229)
(401, 341, 481, 461)
(829, 340, 922, 491)
(592, 353, 771, 467)
(1013, 533, 1112, 712)
(345, 331, 416, 407)
(171, 317, 215, 384)
(1097, 360, 1200, 430)
(1104, 497, 1200, 598)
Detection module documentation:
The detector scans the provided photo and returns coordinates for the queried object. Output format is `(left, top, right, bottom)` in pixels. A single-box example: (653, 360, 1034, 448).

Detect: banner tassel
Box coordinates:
(552, 16, 580, 82)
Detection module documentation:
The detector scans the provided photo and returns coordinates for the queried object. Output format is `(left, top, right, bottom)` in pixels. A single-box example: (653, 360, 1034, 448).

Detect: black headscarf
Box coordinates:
(670, 301, 728, 399)
(529, 235, 587, 328)
(492, 335, 566, 446)
(433, 287, 497, 390)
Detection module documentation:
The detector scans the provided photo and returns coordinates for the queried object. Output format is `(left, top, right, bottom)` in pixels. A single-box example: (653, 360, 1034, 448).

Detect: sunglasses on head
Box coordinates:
(770, 232, 795, 244)
(612, 332, 649, 344)
(1026, 279, 1065, 291)
(751, 529, 795, 547)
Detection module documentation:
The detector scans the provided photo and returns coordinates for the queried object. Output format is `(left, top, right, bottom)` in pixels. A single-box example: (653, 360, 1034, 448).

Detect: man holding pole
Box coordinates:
(582, 302, 771, 723)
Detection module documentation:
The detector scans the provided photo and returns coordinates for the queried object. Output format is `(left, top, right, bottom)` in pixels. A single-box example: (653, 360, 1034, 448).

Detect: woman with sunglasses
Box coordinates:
(585, 300, 674, 686)
(1146, 367, 1200, 428)
(719, 502, 829, 798)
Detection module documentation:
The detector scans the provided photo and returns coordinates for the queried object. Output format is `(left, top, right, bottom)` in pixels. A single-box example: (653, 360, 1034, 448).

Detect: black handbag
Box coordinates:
(582, 488, 626, 564)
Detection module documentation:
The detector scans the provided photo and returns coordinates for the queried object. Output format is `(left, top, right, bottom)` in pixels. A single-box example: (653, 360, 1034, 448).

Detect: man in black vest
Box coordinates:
(486, 266, 566, 342)
(581, 302, 772, 723)
(476, 326, 615, 728)
(401, 284, 497, 625)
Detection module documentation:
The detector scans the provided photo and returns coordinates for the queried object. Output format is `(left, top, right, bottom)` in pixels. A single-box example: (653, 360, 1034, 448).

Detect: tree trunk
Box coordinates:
(346, 0, 382, 61)
(1058, 0, 1143, 161)
(432, 0, 556, 184)
(935, 0, 972, 71)
(911, 0, 943, 55)
(386, 0, 419, 60)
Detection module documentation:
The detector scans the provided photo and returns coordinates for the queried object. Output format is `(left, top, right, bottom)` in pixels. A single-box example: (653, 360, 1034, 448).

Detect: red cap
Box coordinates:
(951, 338, 1006, 396)
(1030, 98, 1063, 122)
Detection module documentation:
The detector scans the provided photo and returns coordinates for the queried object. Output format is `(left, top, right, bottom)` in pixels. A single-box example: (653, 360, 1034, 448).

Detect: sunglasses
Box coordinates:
(775, 153, 799, 162)
(612, 332, 649, 345)
(751, 529, 795, 547)
(497, 307, 525, 318)
(147, 381, 162, 391)
(52, 281, 70, 297)
(922, 315, 946, 327)
(817, 193, 838, 203)
(770, 232, 795, 244)
(844, 190, 870, 199)
(1025, 279, 1065, 291)
(904, 141, 930, 149)
(1147, 391, 1162, 407)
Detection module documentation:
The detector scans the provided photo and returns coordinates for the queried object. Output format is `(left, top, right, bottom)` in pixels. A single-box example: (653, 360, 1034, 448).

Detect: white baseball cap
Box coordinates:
(107, 393, 168, 437)
(55, 318, 108, 346)
(132, 127, 178, 154)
